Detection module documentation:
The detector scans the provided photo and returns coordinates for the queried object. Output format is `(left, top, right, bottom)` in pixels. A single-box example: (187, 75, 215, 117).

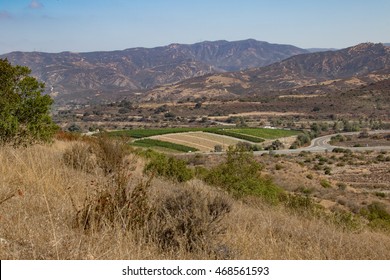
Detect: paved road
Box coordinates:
(252, 130, 390, 155)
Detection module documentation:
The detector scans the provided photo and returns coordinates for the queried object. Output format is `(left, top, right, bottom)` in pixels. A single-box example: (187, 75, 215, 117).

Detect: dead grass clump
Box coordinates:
(93, 135, 128, 176)
(148, 188, 231, 255)
(74, 173, 232, 258)
(62, 134, 129, 175)
(62, 142, 97, 173)
(75, 178, 152, 232)
(70, 136, 139, 231)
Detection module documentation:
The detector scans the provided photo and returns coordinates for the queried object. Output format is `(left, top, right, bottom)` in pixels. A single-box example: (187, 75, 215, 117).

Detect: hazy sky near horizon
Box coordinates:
(1, 0, 389, 54)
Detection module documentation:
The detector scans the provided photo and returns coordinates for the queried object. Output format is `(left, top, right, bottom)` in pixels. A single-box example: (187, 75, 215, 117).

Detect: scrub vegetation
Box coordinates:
(1, 134, 390, 260)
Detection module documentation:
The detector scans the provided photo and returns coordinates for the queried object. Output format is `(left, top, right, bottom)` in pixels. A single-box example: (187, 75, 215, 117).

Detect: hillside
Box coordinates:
(1, 138, 390, 259)
(144, 43, 390, 101)
(0, 39, 307, 104)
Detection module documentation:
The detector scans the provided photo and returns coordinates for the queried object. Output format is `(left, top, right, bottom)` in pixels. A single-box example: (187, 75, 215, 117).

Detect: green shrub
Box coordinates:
(360, 202, 390, 232)
(320, 179, 332, 188)
(331, 210, 363, 232)
(290, 131, 314, 148)
(330, 134, 346, 144)
(337, 182, 347, 191)
(324, 166, 332, 175)
(375, 192, 386, 198)
(204, 146, 283, 204)
(296, 186, 313, 195)
(144, 152, 193, 182)
(332, 148, 352, 154)
(281, 193, 321, 216)
(194, 166, 209, 179)
(265, 140, 284, 151)
(275, 163, 283, 170)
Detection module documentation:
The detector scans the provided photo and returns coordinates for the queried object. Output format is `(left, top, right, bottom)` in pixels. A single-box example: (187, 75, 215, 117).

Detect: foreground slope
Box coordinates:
(1, 140, 390, 259)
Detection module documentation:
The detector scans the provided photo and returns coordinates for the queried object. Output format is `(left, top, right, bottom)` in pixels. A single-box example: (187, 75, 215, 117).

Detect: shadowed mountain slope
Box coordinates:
(1, 39, 307, 103)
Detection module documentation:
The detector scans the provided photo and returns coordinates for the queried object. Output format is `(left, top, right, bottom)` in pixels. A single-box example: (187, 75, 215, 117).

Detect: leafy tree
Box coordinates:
(0, 59, 57, 146)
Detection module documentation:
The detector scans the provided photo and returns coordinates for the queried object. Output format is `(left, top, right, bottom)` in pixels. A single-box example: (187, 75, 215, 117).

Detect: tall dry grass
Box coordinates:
(1, 140, 390, 259)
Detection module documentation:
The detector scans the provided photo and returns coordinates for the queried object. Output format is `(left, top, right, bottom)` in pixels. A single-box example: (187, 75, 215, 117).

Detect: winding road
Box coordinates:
(253, 130, 390, 155)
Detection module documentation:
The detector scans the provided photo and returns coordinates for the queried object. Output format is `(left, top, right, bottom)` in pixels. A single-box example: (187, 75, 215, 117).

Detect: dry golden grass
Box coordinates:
(1, 141, 390, 259)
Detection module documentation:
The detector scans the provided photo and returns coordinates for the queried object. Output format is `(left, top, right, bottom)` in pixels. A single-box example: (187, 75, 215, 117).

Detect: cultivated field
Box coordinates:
(151, 132, 241, 152)
(228, 128, 298, 139)
(132, 138, 199, 153)
(112, 127, 300, 152)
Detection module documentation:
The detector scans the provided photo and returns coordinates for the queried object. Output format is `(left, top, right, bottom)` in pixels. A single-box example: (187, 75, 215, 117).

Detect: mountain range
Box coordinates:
(145, 43, 390, 101)
(1, 39, 308, 104)
(2, 40, 390, 105)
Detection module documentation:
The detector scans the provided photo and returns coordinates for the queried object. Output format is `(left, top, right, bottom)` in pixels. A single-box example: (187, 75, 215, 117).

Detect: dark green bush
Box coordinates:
(203, 146, 283, 204)
(324, 166, 332, 175)
(281, 193, 319, 215)
(360, 202, 390, 232)
(331, 210, 363, 232)
(144, 151, 193, 182)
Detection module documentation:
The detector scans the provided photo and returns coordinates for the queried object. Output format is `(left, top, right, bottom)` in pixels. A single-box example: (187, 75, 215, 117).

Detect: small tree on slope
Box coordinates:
(0, 59, 57, 146)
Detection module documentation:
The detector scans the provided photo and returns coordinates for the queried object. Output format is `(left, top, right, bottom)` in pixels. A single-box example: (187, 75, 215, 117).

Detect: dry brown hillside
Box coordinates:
(1, 139, 390, 259)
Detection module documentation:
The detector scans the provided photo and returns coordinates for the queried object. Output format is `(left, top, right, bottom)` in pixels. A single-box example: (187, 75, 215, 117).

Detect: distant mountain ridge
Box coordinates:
(306, 48, 338, 53)
(0, 39, 308, 103)
(144, 43, 390, 101)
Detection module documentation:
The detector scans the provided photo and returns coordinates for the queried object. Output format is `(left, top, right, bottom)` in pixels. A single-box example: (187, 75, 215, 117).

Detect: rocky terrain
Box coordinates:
(144, 43, 390, 101)
(1, 39, 307, 104)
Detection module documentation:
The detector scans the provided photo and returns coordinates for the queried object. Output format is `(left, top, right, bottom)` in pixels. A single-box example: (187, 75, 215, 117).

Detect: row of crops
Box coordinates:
(109, 127, 299, 153)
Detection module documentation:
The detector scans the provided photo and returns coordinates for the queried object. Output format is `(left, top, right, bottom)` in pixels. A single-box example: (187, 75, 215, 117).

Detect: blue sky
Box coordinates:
(1, 0, 389, 54)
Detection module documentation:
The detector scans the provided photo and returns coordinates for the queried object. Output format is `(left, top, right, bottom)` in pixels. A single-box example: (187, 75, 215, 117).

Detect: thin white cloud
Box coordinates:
(29, 0, 44, 9)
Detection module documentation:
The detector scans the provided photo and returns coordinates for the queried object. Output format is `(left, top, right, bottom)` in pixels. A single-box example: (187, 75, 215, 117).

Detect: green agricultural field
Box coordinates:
(212, 130, 264, 143)
(109, 127, 218, 138)
(228, 128, 299, 139)
(110, 127, 299, 148)
(132, 138, 199, 153)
